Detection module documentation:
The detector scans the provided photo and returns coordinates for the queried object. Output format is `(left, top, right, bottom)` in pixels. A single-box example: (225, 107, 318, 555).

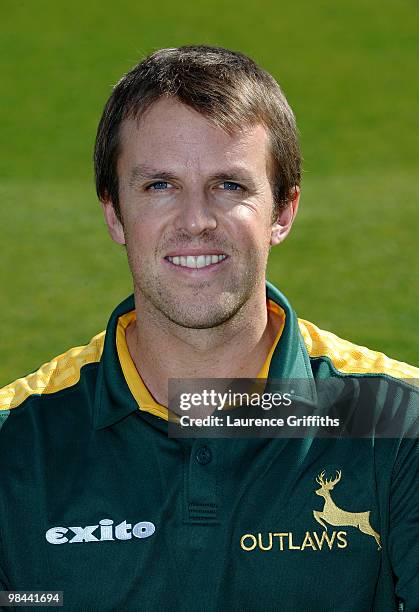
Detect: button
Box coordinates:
(195, 445, 212, 465)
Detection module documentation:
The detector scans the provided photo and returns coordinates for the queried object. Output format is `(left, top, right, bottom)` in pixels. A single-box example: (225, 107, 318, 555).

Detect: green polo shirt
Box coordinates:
(0, 282, 418, 611)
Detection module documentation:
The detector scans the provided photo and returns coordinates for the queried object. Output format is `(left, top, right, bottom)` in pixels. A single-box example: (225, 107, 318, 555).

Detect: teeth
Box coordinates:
(167, 254, 227, 268)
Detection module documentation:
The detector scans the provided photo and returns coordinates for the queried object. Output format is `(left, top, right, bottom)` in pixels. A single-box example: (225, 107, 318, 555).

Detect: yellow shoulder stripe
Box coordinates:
(298, 318, 419, 379)
(0, 332, 106, 411)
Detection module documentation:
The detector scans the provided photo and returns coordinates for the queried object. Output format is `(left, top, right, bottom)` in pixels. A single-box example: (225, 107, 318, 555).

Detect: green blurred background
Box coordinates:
(1, 0, 418, 385)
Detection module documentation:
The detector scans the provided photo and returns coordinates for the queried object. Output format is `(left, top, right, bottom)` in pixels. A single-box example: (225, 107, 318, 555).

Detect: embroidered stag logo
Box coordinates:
(313, 470, 381, 549)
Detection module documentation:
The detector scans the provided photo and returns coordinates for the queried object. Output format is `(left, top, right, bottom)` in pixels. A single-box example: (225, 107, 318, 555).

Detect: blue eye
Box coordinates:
(222, 181, 241, 191)
(148, 181, 169, 190)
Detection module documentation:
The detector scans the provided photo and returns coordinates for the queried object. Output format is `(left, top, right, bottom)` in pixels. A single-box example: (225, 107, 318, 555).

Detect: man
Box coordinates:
(0, 46, 417, 611)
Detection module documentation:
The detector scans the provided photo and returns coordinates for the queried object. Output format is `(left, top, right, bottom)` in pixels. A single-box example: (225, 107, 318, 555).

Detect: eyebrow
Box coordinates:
(128, 164, 257, 188)
(128, 165, 177, 187)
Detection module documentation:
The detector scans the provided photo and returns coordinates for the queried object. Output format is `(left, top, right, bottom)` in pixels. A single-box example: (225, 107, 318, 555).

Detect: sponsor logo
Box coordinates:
(240, 469, 382, 552)
(45, 519, 155, 545)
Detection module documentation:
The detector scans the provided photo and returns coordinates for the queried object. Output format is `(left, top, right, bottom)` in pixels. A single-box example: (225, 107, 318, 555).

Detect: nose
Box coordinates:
(173, 188, 217, 236)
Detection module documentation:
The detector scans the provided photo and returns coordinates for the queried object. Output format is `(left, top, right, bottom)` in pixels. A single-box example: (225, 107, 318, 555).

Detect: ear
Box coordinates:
(100, 198, 126, 245)
(270, 186, 300, 247)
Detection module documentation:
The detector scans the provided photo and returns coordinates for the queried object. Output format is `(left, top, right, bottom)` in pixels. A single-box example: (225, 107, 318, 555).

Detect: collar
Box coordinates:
(116, 298, 285, 422)
(92, 281, 317, 430)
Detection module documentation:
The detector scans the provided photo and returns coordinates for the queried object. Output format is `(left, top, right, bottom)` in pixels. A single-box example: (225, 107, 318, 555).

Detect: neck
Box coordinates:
(126, 284, 278, 406)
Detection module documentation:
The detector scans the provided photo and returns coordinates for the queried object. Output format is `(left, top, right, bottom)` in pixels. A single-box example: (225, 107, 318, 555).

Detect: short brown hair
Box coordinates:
(94, 45, 301, 222)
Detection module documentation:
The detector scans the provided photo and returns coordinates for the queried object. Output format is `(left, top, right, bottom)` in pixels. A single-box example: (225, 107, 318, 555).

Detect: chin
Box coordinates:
(161, 297, 242, 329)
(137, 279, 252, 328)
(165, 309, 236, 329)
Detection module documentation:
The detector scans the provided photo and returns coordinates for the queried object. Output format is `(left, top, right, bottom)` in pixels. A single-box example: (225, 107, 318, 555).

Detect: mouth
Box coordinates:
(164, 254, 228, 269)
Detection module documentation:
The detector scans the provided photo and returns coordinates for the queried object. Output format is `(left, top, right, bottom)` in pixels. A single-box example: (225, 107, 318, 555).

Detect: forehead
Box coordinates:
(117, 98, 271, 177)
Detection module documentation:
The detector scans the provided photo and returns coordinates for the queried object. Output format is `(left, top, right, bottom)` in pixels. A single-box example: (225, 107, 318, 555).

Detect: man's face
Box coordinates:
(104, 97, 296, 329)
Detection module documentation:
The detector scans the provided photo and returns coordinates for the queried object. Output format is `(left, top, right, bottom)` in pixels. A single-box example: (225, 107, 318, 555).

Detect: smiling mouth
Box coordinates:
(165, 254, 227, 269)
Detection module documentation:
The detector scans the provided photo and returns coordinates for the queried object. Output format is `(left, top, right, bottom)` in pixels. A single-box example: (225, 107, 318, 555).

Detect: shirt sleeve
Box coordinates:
(388, 437, 419, 610)
(0, 565, 11, 612)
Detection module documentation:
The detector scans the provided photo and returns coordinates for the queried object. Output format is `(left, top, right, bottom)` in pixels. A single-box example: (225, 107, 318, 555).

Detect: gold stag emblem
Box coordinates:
(313, 470, 381, 549)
